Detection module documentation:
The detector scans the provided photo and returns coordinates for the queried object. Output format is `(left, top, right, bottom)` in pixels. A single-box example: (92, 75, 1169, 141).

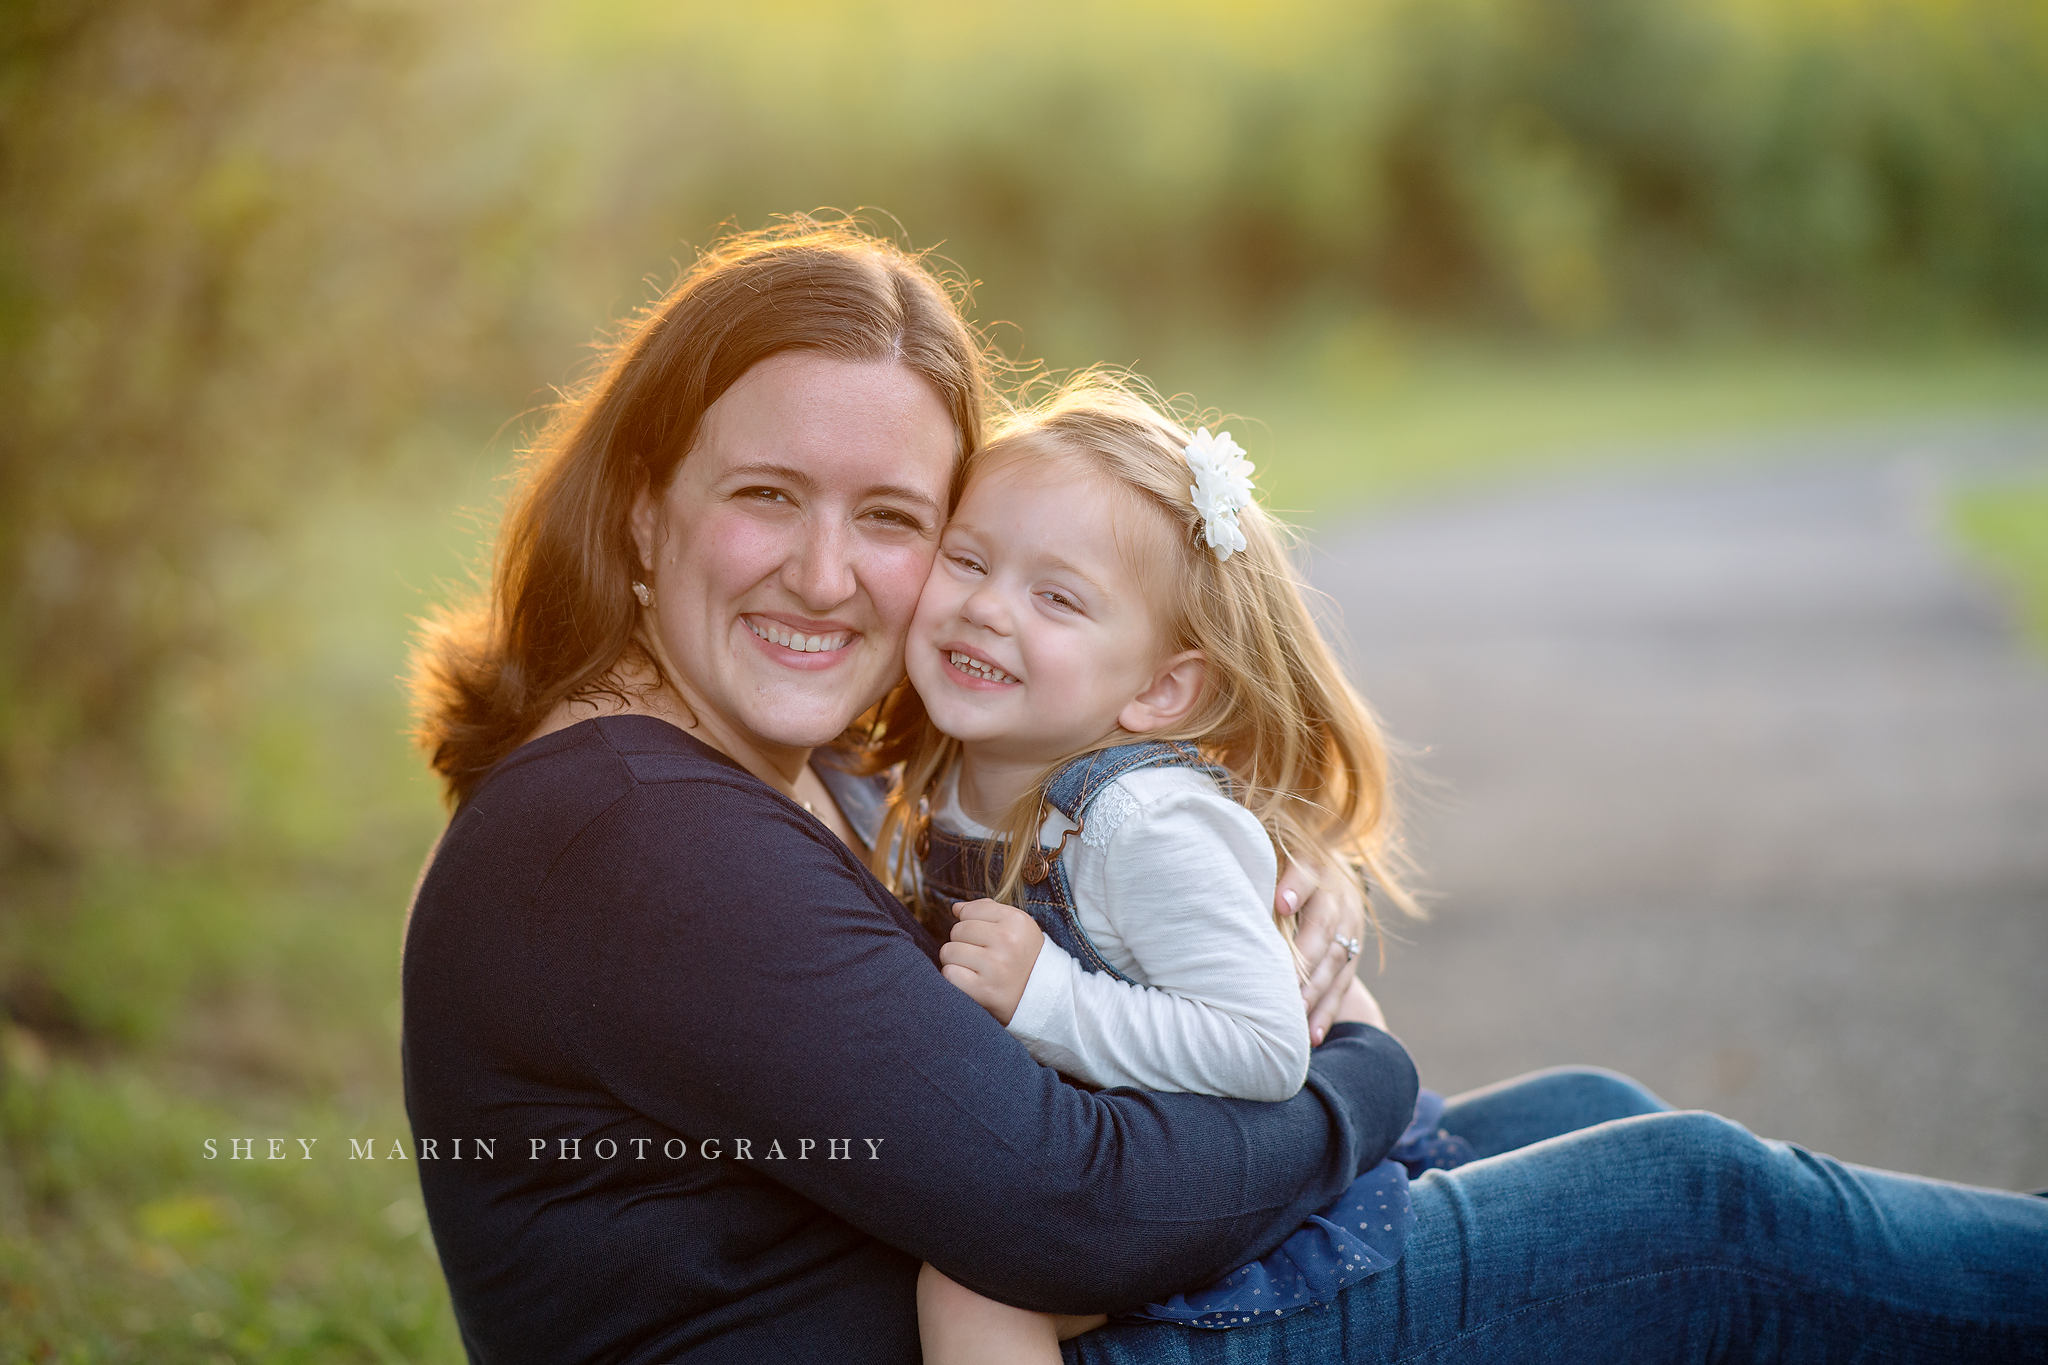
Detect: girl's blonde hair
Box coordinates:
(870, 370, 1420, 944)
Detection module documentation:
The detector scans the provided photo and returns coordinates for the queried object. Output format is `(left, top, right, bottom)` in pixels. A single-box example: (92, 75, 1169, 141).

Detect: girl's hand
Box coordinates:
(939, 899, 1044, 1026)
(1275, 857, 1375, 1045)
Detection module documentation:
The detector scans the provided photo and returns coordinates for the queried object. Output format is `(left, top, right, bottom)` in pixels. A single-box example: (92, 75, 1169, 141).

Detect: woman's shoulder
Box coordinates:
(421, 714, 902, 936)
(476, 714, 754, 803)
(446, 715, 818, 873)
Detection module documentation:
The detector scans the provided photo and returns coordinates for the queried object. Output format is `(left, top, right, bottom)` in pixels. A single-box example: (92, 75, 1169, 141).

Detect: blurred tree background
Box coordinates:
(2, 0, 2045, 1355)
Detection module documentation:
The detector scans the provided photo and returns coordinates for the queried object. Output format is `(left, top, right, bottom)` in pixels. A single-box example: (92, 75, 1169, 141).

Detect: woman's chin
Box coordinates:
(725, 712, 850, 754)
(732, 669, 893, 752)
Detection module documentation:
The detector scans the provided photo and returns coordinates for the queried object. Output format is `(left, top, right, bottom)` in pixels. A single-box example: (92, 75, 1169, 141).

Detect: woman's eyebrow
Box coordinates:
(866, 484, 943, 516)
(722, 462, 941, 517)
(721, 461, 820, 491)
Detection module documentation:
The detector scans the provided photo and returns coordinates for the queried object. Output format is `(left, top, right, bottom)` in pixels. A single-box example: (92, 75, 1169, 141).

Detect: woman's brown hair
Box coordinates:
(409, 219, 988, 805)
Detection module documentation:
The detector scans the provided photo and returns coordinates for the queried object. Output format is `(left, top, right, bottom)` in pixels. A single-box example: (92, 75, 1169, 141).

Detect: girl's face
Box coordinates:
(632, 352, 957, 767)
(906, 455, 1185, 767)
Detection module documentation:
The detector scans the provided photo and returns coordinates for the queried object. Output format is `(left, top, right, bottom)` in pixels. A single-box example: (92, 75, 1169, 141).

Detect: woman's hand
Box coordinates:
(1275, 858, 1375, 1045)
(1330, 975, 1388, 1033)
(939, 899, 1044, 1026)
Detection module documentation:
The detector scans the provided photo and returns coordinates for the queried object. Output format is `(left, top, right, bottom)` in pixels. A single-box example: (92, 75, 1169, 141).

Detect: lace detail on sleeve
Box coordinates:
(1079, 782, 1143, 848)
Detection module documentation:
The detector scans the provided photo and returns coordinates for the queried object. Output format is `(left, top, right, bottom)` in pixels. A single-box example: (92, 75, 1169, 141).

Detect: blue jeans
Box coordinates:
(1064, 1068, 2048, 1363)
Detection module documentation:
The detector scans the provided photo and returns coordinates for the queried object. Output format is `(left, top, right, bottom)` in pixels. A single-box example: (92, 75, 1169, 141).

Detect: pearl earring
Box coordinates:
(631, 581, 653, 608)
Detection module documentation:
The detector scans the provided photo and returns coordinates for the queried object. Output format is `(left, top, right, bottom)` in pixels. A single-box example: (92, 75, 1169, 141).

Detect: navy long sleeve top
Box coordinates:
(400, 715, 1419, 1363)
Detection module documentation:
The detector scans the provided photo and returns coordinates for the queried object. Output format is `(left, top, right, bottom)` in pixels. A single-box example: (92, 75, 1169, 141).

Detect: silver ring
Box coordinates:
(1335, 935, 1362, 962)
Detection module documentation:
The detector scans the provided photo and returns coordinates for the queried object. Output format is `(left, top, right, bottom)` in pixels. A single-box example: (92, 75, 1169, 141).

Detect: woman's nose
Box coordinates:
(783, 518, 857, 609)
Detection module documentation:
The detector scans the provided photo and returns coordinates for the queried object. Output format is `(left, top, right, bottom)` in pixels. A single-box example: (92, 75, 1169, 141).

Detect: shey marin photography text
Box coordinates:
(201, 1136, 889, 1162)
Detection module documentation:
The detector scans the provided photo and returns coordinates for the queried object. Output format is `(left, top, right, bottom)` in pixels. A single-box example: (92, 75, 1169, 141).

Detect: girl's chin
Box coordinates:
(916, 695, 1018, 746)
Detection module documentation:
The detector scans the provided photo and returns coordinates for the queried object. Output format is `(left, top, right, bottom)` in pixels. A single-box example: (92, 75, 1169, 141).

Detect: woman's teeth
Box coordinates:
(949, 651, 1017, 684)
(748, 619, 849, 653)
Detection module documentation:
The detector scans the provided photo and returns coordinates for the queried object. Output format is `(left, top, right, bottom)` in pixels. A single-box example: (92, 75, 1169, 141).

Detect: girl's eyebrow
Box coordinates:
(1038, 553, 1113, 602)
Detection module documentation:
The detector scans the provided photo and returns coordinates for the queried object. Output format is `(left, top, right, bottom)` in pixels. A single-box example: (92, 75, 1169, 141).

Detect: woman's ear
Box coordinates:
(1119, 651, 1208, 734)
(628, 475, 661, 575)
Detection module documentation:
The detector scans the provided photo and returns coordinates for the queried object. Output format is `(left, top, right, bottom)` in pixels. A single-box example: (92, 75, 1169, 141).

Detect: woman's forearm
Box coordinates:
(1008, 939, 1311, 1101)
(559, 784, 1419, 1310)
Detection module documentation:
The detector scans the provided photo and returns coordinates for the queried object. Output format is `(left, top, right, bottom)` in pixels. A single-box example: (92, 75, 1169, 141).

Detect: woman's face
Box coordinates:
(632, 351, 958, 765)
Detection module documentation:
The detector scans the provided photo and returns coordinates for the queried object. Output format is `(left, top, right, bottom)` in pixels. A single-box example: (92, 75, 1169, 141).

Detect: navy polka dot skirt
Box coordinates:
(1120, 1091, 1473, 1330)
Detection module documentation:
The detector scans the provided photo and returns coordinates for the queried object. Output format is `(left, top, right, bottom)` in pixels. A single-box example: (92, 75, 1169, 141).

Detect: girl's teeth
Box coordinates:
(748, 619, 848, 653)
(948, 650, 1017, 684)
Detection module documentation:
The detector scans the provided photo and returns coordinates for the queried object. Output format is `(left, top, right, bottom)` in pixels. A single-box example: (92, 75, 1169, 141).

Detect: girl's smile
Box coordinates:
(941, 644, 1019, 687)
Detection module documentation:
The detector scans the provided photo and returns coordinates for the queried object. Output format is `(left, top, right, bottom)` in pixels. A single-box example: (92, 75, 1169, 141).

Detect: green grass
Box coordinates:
(4, 340, 2045, 1357)
(3, 1044, 456, 1362)
(1, 856, 459, 1363)
(1952, 479, 2048, 650)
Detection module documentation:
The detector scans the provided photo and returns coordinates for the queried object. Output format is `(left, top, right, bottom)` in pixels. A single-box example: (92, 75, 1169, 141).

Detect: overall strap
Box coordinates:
(1005, 740, 1235, 986)
(1041, 740, 1229, 825)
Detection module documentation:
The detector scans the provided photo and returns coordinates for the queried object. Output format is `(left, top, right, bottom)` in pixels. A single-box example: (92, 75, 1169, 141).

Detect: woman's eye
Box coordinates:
(739, 487, 792, 505)
(865, 507, 922, 531)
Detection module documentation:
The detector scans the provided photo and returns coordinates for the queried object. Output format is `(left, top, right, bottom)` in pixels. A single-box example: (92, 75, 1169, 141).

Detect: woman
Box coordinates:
(403, 223, 2048, 1364)
(402, 223, 1411, 1363)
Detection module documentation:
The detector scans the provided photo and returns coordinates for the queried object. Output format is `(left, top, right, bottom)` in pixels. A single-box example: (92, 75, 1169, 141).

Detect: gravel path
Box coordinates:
(1310, 417, 2048, 1191)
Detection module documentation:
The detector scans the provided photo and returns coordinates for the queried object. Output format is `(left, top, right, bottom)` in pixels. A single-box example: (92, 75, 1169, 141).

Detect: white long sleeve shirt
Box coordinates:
(934, 766, 1310, 1101)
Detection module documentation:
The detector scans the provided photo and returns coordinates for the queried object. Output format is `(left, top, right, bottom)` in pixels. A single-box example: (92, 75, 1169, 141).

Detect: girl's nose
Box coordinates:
(959, 581, 1010, 634)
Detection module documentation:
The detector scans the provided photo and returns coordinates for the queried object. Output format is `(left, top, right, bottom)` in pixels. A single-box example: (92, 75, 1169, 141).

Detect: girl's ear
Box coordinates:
(1119, 651, 1208, 734)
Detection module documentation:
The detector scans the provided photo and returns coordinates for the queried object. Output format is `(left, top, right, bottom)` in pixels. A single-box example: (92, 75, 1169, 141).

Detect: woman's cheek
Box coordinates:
(665, 504, 783, 603)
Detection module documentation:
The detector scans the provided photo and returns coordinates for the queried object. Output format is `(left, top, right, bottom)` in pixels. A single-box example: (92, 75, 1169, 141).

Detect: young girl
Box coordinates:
(869, 374, 1460, 1363)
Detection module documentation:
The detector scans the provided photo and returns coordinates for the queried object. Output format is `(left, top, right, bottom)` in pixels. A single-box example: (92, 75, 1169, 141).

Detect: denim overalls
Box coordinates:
(919, 740, 1227, 981)
(919, 740, 1470, 1329)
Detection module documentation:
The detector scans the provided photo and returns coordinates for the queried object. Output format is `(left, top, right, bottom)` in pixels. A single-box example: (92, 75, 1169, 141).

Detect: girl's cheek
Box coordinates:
(868, 542, 944, 626)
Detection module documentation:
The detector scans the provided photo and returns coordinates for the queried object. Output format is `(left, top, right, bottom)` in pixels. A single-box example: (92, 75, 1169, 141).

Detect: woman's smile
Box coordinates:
(744, 613, 854, 658)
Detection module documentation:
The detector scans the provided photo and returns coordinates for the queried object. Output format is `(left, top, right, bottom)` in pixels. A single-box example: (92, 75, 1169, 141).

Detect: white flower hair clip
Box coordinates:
(1183, 427, 1256, 561)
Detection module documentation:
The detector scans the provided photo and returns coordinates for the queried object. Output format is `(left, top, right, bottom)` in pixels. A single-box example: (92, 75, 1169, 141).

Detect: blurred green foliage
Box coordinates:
(1953, 478, 2048, 647)
(4, 0, 2048, 1353)
(7, 0, 2048, 861)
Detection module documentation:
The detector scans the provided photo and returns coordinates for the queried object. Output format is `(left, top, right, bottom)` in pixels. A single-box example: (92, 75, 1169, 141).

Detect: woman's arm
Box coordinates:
(547, 777, 1416, 1312)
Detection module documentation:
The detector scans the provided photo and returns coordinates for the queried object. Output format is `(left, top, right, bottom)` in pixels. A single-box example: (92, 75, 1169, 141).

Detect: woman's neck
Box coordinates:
(531, 653, 813, 793)
(533, 674, 861, 850)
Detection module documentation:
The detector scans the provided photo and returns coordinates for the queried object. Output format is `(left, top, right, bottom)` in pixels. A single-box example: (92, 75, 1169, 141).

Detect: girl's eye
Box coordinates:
(948, 552, 984, 574)
(1040, 590, 1079, 612)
